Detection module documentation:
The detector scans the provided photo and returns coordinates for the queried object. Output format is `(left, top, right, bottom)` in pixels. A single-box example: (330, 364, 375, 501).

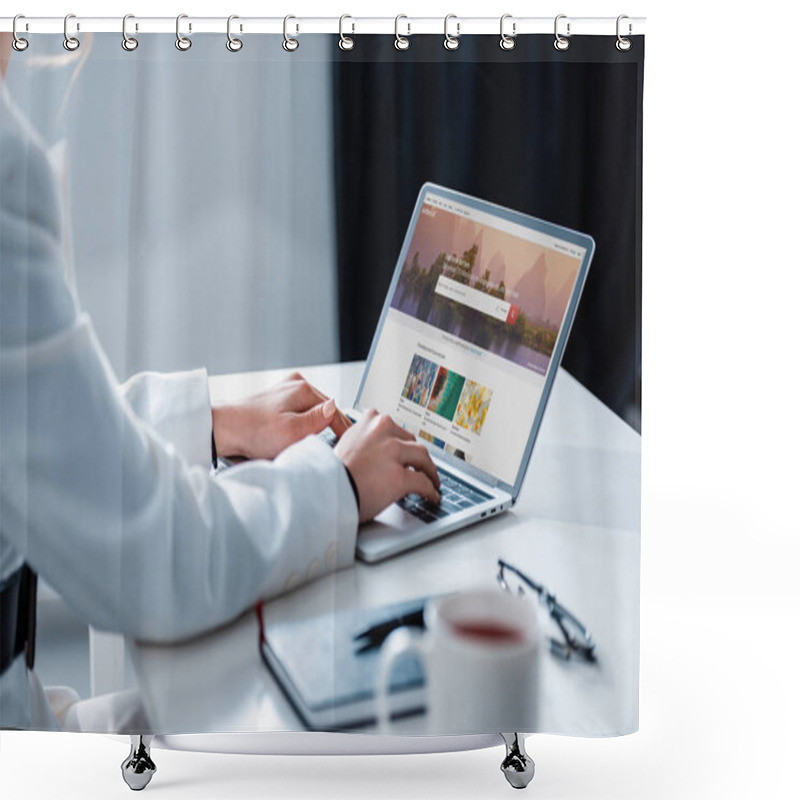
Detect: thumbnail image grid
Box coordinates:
(419, 430, 446, 449)
(445, 443, 472, 464)
(454, 380, 493, 435)
(401, 354, 438, 407)
(400, 353, 494, 438)
(427, 367, 466, 421)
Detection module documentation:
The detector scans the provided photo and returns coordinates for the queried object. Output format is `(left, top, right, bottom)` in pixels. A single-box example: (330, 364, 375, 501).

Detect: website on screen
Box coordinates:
(359, 193, 584, 485)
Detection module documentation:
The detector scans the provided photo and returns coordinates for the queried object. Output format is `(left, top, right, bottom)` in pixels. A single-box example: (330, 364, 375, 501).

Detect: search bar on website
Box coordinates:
(434, 275, 519, 324)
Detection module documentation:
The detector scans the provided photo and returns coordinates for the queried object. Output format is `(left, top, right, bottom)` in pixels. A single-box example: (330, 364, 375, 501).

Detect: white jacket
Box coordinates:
(0, 87, 358, 731)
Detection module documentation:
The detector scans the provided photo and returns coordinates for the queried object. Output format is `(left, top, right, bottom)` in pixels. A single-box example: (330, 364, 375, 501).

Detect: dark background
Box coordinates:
(332, 35, 643, 430)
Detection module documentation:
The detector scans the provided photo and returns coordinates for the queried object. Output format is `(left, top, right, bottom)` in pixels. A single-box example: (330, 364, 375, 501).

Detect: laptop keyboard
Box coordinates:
(397, 469, 491, 523)
(319, 426, 491, 524)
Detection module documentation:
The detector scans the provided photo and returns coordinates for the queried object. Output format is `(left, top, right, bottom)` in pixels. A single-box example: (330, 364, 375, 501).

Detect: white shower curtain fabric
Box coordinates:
(1, 31, 642, 738)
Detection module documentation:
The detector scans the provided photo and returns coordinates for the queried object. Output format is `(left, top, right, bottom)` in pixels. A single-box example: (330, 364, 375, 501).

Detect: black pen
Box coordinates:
(352, 605, 427, 654)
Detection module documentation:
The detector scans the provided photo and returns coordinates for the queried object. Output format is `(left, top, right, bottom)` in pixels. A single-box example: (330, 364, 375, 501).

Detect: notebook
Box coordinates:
(260, 597, 432, 730)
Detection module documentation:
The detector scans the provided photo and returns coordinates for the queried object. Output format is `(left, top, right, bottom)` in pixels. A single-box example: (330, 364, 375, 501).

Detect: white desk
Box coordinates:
(122, 362, 640, 739)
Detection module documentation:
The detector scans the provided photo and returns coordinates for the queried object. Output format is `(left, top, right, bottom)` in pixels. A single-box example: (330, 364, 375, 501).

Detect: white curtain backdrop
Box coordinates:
(7, 34, 338, 379)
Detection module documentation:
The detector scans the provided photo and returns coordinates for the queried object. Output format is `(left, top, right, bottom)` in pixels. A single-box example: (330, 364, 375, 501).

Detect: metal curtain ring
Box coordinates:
(175, 14, 192, 51)
(444, 14, 460, 51)
(283, 15, 299, 51)
(394, 15, 410, 50)
(226, 15, 243, 51)
(12, 15, 29, 52)
(616, 15, 632, 51)
(499, 14, 515, 51)
(63, 14, 80, 51)
(122, 14, 138, 51)
(554, 14, 571, 51)
(339, 14, 354, 51)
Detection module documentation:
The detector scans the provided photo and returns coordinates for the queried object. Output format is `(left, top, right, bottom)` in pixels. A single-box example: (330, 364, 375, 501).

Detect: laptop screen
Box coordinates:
(356, 185, 593, 491)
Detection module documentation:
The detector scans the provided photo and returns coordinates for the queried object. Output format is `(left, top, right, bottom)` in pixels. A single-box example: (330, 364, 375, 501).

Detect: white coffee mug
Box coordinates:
(375, 589, 540, 734)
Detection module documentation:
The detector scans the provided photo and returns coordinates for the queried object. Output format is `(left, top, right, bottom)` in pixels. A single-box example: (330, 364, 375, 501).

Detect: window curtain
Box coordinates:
(5, 33, 339, 378)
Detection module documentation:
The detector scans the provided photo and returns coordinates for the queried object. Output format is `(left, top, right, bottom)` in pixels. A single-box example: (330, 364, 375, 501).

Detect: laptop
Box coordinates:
(343, 183, 595, 563)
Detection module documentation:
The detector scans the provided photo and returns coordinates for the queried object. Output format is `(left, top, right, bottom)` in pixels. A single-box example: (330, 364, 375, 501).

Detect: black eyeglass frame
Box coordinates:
(496, 559, 596, 661)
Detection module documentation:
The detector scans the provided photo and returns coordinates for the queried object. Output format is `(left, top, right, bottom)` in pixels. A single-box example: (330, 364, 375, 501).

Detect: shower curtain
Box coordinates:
(1, 22, 643, 741)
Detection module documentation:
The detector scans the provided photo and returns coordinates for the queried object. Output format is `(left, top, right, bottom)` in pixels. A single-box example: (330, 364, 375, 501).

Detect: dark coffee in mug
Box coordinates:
(450, 618, 526, 643)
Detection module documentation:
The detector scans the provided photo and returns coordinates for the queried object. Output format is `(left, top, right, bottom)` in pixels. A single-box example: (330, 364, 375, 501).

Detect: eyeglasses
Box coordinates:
(496, 559, 596, 662)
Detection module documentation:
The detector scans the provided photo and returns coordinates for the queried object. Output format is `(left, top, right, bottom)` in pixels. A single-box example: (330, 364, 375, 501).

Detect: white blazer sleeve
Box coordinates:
(0, 88, 358, 644)
(120, 369, 214, 468)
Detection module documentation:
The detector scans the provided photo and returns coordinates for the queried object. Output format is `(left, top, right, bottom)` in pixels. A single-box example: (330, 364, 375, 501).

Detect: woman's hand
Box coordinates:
(211, 371, 351, 461)
(334, 409, 441, 524)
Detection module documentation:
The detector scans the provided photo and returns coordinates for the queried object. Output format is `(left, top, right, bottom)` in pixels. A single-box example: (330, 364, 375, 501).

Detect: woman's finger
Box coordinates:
(396, 441, 441, 489)
(401, 467, 440, 505)
(329, 408, 352, 438)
